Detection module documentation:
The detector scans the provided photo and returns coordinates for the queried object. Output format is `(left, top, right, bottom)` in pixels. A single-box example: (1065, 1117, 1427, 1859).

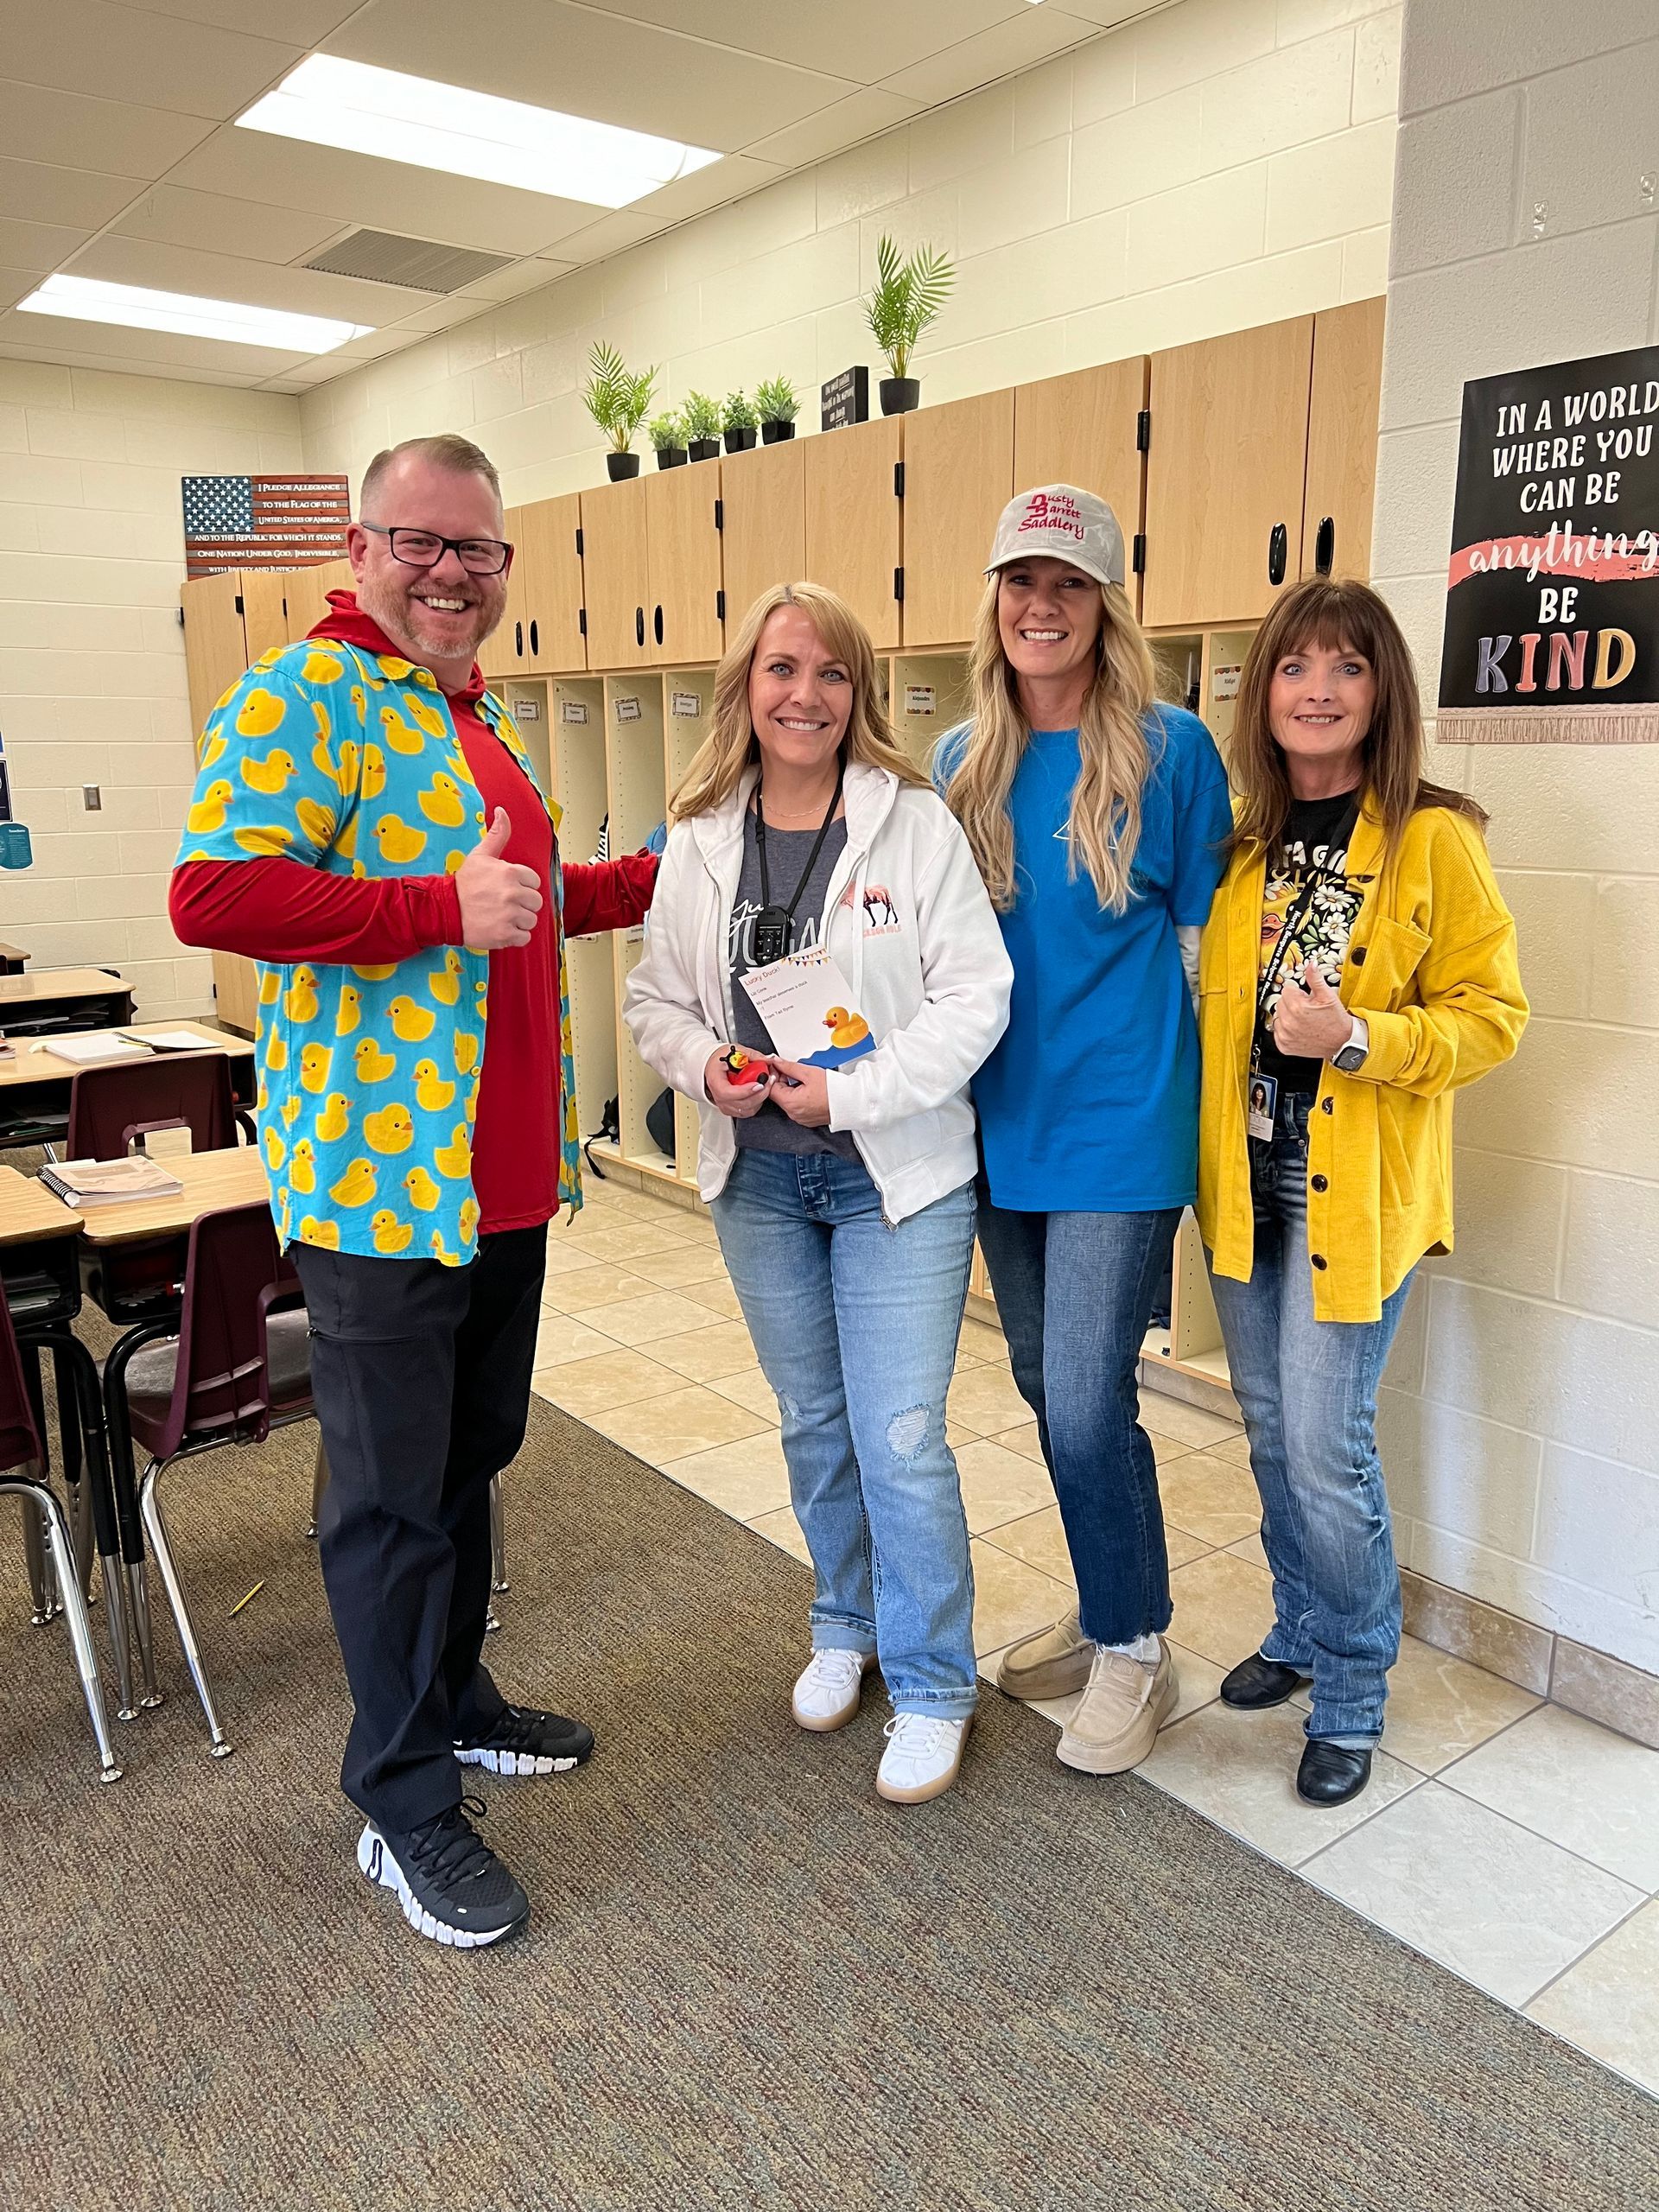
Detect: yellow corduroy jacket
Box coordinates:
(1197, 796, 1529, 1323)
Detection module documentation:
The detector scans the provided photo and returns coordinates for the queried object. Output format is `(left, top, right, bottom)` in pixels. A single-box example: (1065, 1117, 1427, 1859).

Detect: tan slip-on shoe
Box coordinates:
(995, 1605, 1093, 1702)
(1056, 1638, 1179, 1775)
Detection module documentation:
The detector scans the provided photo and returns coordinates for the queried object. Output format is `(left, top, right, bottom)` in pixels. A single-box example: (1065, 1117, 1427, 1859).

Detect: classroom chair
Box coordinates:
(66, 1052, 251, 1162)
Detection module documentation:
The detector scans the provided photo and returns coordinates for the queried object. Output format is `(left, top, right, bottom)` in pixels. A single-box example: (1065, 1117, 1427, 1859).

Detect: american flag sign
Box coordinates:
(181, 474, 350, 578)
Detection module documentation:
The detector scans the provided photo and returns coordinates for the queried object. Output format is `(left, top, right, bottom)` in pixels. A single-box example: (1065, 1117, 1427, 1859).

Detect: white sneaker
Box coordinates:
(791, 1648, 875, 1732)
(876, 1712, 971, 1804)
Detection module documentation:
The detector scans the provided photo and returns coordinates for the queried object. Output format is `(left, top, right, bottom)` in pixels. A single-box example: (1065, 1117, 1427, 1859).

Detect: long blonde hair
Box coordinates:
(943, 573, 1157, 912)
(671, 582, 928, 820)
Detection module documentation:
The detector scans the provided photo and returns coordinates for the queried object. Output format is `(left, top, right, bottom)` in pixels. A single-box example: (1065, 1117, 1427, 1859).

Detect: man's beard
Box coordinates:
(357, 569, 501, 664)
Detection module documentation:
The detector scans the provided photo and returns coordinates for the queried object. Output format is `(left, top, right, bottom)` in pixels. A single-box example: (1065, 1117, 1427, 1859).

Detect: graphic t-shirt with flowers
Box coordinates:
(1254, 790, 1369, 1096)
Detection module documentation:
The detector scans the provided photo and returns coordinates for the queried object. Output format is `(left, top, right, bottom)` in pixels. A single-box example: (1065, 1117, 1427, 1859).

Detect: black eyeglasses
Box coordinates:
(361, 522, 512, 575)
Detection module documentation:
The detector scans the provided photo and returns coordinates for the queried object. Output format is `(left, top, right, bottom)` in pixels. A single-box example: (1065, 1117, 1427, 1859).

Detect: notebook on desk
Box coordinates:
(29, 1033, 150, 1066)
(41, 1156, 185, 1206)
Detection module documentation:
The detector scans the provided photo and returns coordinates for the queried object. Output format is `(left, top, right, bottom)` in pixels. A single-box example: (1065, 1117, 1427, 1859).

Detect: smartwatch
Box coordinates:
(1332, 1016, 1370, 1075)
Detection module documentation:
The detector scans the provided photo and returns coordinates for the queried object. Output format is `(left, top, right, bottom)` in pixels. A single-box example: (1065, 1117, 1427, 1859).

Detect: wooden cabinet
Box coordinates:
(804, 416, 902, 649)
(282, 556, 354, 642)
(900, 388, 1014, 647)
(239, 571, 290, 661)
(579, 478, 650, 670)
(521, 492, 587, 674)
(720, 439, 806, 633)
(181, 572, 250, 741)
(1014, 358, 1149, 608)
(1141, 316, 1315, 630)
(494, 505, 531, 677)
(645, 465, 723, 664)
(1302, 296, 1386, 586)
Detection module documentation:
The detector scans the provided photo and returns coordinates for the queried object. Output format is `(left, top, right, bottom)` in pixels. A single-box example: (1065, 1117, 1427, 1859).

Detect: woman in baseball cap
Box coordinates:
(936, 484, 1233, 1779)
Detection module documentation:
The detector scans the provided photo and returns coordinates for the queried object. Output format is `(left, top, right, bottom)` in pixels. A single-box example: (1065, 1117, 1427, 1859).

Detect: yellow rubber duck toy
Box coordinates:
(233, 823, 293, 856)
(187, 780, 234, 835)
(316, 1092, 351, 1142)
(374, 814, 427, 865)
(428, 950, 462, 1007)
(302, 648, 345, 686)
(823, 1006, 871, 1051)
(360, 743, 387, 800)
(349, 684, 368, 726)
(409, 694, 448, 740)
(334, 984, 362, 1038)
(298, 1041, 333, 1095)
(353, 1037, 397, 1084)
(295, 797, 338, 850)
(417, 772, 467, 828)
(289, 1139, 317, 1195)
(264, 1127, 287, 1173)
(328, 1157, 377, 1209)
(234, 688, 285, 740)
(458, 1194, 480, 1244)
(363, 1102, 415, 1156)
(404, 1165, 442, 1212)
(241, 747, 297, 796)
(414, 1058, 455, 1112)
(378, 703, 425, 756)
(388, 995, 435, 1043)
(435, 1123, 473, 1179)
(299, 1216, 340, 1250)
(370, 1208, 415, 1255)
(285, 964, 320, 1023)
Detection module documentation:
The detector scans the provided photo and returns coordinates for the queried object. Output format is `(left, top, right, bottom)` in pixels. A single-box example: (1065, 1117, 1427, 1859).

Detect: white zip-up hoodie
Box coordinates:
(623, 760, 1014, 1224)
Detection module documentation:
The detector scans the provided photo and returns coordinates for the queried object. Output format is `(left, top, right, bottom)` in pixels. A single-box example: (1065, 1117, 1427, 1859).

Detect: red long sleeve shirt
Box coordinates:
(171, 594, 658, 1234)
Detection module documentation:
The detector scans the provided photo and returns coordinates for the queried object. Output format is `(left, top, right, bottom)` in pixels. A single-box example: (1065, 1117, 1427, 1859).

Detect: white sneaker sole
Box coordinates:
(356, 1823, 526, 1949)
(791, 1651, 877, 1733)
(876, 1718, 971, 1805)
(454, 1745, 581, 1777)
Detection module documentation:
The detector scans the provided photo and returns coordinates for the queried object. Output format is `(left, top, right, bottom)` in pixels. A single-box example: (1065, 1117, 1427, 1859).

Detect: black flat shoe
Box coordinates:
(1220, 1652, 1309, 1710)
(1297, 1738, 1373, 1806)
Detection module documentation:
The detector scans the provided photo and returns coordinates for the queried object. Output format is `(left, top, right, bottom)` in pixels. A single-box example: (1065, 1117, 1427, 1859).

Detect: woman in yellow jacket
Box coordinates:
(1197, 579, 1527, 1808)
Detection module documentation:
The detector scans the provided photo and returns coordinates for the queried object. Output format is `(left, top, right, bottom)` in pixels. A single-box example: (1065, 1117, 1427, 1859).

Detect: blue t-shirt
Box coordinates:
(936, 707, 1231, 1212)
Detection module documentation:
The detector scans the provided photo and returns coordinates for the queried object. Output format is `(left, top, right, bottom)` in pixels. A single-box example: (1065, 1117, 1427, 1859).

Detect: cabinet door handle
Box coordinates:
(653, 603, 664, 647)
(514, 620, 523, 658)
(529, 618, 538, 658)
(1314, 516, 1335, 576)
(1268, 522, 1288, 587)
(635, 606, 645, 648)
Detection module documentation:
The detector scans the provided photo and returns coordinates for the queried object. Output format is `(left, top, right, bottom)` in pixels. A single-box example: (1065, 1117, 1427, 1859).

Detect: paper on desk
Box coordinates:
(122, 1029, 212, 1052)
(31, 1033, 149, 1065)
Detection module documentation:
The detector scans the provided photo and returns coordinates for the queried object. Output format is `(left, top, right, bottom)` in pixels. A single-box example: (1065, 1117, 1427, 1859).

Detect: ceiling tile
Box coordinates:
(67, 234, 426, 327)
(389, 298, 490, 334)
(880, 9, 1097, 104)
(170, 127, 604, 257)
(550, 209, 668, 266)
(0, 79, 215, 179)
(455, 257, 577, 303)
(101, 0, 360, 38)
(741, 88, 921, 170)
(3, 1, 302, 122)
(113, 185, 341, 266)
(1057, 0, 1172, 24)
(0, 270, 48, 312)
(626, 155, 788, 232)
(0, 159, 144, 232)
(0, 219, 96, 276)
(0, 306, 305, 378)
(0, 330, 262, 385)
(327, 0, 858, 150)
(575, 2, 1028, 81)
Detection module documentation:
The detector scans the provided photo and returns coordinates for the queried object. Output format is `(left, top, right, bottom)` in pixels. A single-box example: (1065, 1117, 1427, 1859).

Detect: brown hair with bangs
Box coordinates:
(1230, 577, 1486, 858)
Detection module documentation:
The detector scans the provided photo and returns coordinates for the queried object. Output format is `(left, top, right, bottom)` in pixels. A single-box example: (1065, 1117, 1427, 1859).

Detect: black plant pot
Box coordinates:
(606, 450, 640, 480)
(723, 426, 757, 453)
(879, 377, 920, 416)
(654, 446, 687, 469)
(688, 436, 721, 462)
(760, 419, 796, 444)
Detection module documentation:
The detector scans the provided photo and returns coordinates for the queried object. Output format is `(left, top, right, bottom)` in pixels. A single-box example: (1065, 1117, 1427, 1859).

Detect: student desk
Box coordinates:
(0, 941, 28, 974)
(0, 1022, 257, 1150)
(0, 967, 134, 1038)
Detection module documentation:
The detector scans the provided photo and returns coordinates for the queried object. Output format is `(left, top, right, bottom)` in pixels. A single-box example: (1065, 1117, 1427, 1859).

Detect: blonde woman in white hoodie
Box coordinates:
(626, 582, 1012, 1804)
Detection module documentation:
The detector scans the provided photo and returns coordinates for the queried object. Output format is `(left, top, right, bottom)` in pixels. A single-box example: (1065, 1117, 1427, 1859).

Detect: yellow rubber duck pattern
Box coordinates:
(177, 634, 581, 1263)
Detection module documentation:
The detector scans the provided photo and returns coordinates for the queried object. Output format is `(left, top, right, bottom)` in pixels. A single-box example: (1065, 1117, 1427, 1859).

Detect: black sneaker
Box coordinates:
(454, 1703, 594, 1777)
(357, 1795, 529, 1948)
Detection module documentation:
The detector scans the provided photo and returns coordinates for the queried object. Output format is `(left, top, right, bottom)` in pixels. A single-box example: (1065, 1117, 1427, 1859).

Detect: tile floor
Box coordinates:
(530, 1173, 1659, 2102)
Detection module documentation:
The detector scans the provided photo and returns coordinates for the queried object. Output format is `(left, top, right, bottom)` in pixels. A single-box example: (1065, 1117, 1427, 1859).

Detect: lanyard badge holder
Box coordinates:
(750, 762, 844, 966)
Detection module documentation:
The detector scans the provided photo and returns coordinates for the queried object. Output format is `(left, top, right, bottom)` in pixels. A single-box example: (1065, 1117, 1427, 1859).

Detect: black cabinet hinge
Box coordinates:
(714, 499, 723, 531)
(234, 593, 245, 613)
(893, 461, 905, 499)
(1132, 533, 1147, 575)
(893, 567, 904, 602)
(575, 526, 583, 557)
(716, 588, 726, 621)
(578, 607, 587, 636)
(1136, 409, 1151, 453)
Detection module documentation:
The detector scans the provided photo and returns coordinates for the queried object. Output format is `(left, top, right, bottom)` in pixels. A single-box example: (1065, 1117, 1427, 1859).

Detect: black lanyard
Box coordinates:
(751, 764, 843, 966)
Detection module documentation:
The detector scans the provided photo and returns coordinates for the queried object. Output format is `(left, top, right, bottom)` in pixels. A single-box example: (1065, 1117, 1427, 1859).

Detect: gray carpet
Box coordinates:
(3, 1370, 1656, 2212)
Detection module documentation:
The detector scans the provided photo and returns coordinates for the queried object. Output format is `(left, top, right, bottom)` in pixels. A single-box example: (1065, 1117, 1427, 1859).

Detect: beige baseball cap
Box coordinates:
(985, 482, 1126, 589)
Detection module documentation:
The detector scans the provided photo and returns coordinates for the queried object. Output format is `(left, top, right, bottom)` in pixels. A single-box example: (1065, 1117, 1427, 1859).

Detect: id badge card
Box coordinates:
(1247, 1071, 1278, 1144)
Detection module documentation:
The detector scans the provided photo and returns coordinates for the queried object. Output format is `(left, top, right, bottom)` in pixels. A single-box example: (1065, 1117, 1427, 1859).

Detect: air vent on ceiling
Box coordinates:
(303, 229, 514, 294)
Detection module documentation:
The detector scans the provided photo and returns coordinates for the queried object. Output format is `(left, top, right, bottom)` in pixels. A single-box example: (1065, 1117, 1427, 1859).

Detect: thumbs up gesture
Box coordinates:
(1270, 958, 1353, 1059)
(456, 808, 543, 949)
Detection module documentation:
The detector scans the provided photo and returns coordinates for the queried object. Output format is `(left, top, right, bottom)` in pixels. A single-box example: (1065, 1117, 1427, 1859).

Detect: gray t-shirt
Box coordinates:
(728, 806, 858, 1160)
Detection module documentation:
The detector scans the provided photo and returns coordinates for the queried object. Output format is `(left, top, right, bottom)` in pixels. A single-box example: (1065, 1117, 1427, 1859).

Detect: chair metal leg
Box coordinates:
(99, 1553, 138, 1723)
(21, 1498, 57, 1624)
(45, 1327, 136, 1719)
(138, 1458, 232, 1758)
(3, 1478, 121, 1783)
(490, 1473, 508, 1593)
(307, 1436, 329, 1540)
(126, 1558, 162, 1709)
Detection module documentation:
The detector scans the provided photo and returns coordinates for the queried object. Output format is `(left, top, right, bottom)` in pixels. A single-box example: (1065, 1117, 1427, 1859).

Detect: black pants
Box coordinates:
(292, 1225, 547, 1832)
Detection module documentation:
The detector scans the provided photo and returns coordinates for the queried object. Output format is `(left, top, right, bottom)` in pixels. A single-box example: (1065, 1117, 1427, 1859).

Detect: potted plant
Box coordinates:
(582, 340, 657, 480)
(648, 410, 688, 469)
(721, 390, 759, 454)
(863, 234, 954, 416)
(683, 390, 721, 462)
(755, 375, 800, 444)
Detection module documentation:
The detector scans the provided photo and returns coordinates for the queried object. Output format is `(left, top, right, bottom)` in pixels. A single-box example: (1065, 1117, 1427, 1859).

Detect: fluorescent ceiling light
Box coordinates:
(238, 54, 721, 209)
(17, 273, 371, 353)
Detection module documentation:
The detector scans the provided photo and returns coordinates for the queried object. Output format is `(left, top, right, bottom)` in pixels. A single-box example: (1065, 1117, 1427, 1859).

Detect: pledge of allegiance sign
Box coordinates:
(1438, 343, 1659, 743)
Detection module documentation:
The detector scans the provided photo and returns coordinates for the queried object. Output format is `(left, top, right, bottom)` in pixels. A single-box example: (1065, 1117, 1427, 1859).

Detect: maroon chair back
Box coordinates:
(0, 1284, 45, 1478)
(124, 1203, 305, 1465)
(67, 1054, 238, 1162)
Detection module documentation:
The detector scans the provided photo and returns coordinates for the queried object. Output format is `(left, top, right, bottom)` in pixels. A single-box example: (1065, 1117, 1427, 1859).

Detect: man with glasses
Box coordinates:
(170, 434, 658, 1948)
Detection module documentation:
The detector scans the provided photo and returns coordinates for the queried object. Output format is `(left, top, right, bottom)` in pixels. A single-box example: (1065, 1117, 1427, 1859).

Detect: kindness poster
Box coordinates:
(1438, 343, 1659, 742)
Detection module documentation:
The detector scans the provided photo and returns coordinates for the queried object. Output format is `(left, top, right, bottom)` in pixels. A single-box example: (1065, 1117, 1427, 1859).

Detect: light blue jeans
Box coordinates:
(711, 1149, 978, 1718)
(1206, 1092, 1413, 1744)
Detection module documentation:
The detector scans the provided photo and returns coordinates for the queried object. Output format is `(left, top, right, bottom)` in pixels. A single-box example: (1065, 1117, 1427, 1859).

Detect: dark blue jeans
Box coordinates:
(976, 1184, 1183, 1645)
